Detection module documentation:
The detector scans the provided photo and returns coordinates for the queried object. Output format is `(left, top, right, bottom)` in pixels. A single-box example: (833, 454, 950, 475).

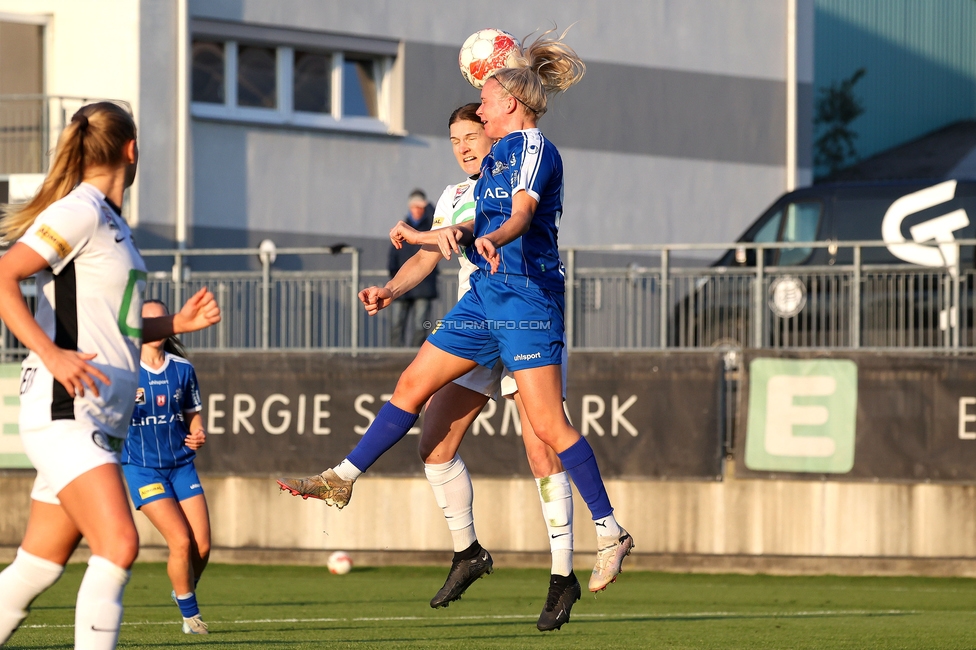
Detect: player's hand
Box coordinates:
(435, 227, 465, 260)
(390, 221, 421, 249)
(358, 286, 394, 316)
(44, 349, 110, 398)
(174, 287, 221, 334)
(185, 428, 207, 450)
(475, 237, 500, 273)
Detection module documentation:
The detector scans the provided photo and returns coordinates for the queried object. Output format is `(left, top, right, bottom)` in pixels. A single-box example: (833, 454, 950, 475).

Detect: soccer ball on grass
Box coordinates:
(458, 28, 522, 89)
(327, 551, 353, 575)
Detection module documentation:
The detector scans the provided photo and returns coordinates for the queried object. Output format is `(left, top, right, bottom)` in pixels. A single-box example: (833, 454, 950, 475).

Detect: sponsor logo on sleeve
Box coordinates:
(432, 215, 446, 228)
(138, 483, 166, 499)
(35, 225, 72, 259)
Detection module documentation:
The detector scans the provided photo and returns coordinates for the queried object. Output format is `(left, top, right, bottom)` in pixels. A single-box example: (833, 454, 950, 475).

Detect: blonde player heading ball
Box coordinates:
(358, 103, 579, 630)
(279, 25, 632, 628)
(0, 102, 220, 650)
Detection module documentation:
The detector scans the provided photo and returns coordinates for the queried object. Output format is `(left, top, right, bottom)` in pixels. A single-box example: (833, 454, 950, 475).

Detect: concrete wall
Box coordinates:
(4, 465, 976, 575)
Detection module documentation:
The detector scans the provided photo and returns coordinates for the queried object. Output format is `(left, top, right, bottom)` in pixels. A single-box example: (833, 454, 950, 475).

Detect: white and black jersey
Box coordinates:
(431, 178, 479, 299)
(18, 182, 147, 437)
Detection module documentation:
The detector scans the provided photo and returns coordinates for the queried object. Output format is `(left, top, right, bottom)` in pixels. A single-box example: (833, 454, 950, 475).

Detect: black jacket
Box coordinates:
(388, 203, 438, 300)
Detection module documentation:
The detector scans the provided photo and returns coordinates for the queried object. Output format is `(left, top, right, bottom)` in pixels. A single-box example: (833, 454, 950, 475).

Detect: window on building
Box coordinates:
(191, 40, 224, 104)
(293, 50, 330, 114)
(342, 57, 378, 118)
(0, 19, 45, 174)
(189, 21, 397, 134)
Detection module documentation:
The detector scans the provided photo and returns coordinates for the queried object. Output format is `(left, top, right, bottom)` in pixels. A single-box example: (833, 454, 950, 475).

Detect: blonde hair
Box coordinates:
(0, 101, 136, 243)
(493, 26, 586, 118)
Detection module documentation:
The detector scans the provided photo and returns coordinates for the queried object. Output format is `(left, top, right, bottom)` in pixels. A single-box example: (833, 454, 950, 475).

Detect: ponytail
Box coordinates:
(493, 26, 586, 118)
(0, 102, 136, 243)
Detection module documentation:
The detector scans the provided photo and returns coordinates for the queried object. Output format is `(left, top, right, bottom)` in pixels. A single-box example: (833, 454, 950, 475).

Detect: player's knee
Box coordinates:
(391, 371, 429, 411)
(525, 445, 561, 478)
(169, 533, 192, 557)
(193, 534, 211, 559)
(418, 440, 435, 462)
(104, 530, 139, 569)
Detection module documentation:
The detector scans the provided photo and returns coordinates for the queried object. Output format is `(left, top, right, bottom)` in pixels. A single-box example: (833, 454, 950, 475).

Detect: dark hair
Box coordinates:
(143, 299, 188, 358)
(449, 103, 481, 127)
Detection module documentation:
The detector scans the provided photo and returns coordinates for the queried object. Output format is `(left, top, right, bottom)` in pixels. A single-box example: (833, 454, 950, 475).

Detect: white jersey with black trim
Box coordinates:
(431, 178, 479, 299)
(18, 182, 147, 437)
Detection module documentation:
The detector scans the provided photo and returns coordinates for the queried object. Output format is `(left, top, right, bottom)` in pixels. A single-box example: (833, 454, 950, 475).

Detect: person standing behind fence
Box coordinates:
(388, 189, 437, 346)
(122, 299, 211, 635)
(0, 101, 220, 650)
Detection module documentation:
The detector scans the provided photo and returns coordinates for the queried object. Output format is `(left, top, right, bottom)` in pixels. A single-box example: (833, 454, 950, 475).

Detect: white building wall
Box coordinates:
(0, 0, 144, 222)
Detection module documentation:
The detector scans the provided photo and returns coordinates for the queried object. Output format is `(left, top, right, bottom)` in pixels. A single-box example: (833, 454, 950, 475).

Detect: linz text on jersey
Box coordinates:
(132, 413, 183, 426)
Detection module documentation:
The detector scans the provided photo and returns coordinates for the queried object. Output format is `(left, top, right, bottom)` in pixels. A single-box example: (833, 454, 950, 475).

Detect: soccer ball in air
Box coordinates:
(327, 551, 353, 575)
(458, 28, 522, 89)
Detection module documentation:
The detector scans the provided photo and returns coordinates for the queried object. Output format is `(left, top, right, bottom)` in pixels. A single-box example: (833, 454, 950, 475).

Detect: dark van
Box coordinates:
(675, 179, 976, 348)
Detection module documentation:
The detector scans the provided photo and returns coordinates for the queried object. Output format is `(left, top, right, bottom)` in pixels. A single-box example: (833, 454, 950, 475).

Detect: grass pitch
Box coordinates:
(5, 562, 976, 649)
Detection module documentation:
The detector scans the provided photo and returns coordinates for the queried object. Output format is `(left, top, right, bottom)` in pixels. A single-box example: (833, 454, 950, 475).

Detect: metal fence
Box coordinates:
(0, 95, 103, 174)
(2, 239, 976, 360)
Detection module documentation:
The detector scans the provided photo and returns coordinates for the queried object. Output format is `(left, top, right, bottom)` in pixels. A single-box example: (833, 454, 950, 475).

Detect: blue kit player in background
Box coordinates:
(123, 299, 211, 635)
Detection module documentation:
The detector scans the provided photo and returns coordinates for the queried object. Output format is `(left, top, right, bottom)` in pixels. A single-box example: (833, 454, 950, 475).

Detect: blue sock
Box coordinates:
(557, 437, 613, 521)
(175, 592, 200, 618)
(346, 402, 418, 472)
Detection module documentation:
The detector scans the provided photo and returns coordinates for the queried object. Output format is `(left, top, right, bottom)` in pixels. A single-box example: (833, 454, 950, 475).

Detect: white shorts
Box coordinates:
(20, 421, 123, 505)
(453, 345, 568, 401)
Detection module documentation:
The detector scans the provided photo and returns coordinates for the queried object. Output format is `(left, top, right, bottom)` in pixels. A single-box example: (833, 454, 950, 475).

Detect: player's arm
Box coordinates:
(391, 220, 475, 258)
(144, 287, 221, 342)
(476, 191, 538, 273)
(183, 411, 206, 450)
(359, 245, 441, 316)
(0, 243, 110, 396)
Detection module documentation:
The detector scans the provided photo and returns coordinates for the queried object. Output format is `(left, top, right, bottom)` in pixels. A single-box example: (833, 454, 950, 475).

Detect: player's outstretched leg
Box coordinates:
(277, 466, 357, 509)
(277, 400, 422, 508)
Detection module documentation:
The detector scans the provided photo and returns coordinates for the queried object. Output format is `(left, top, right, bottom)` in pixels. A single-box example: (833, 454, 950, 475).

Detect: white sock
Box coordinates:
(536, 472, 574, 576)
(332, 459, 362, 482)
(74, 555, 130, 650)
(595, 513, 623, 540)
(0, 548, 64, 644)
(425, 455, 477, 552)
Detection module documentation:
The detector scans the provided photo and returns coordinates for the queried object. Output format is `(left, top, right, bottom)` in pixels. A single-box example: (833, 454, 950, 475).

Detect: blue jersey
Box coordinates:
(122, 353, 203, 469)
(468, 128, 565, 292)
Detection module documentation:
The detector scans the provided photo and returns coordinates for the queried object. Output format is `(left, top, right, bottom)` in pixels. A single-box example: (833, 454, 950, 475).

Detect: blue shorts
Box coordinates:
(428, 270, 564, 371)
(122, 462, 204, 509)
